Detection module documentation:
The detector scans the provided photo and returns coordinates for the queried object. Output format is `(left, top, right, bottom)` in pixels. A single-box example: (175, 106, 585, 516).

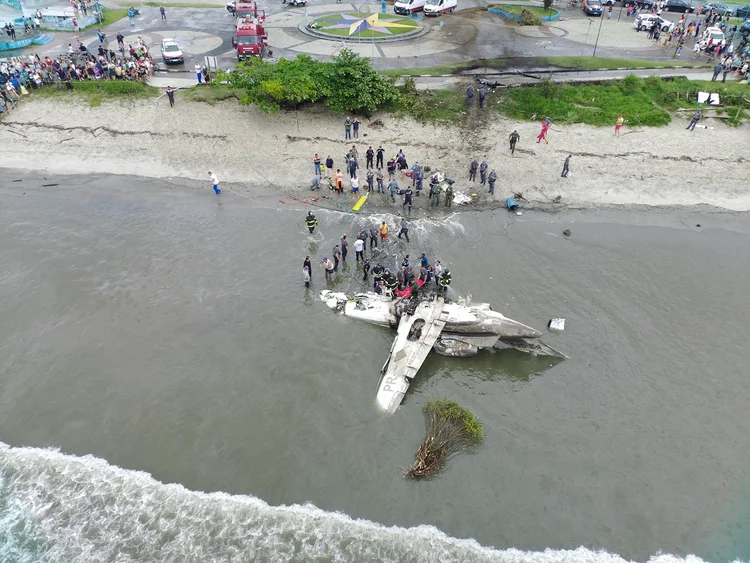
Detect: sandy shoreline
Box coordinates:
(1, 96, 748, 212)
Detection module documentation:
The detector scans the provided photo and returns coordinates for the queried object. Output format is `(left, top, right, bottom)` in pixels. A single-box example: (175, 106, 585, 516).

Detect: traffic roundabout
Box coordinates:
(300, 11, 428, 42)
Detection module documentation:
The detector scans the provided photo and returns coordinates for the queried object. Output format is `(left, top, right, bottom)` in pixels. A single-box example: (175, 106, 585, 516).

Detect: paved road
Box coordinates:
(24, 0, 735, 74)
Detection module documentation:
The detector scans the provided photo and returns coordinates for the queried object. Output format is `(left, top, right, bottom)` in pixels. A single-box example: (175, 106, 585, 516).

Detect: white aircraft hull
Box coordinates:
(320, 290, 567, 413)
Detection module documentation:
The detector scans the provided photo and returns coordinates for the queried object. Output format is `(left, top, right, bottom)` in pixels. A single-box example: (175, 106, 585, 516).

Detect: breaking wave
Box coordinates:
(0, 442, 713, 563)
(324, 209, 466, 238)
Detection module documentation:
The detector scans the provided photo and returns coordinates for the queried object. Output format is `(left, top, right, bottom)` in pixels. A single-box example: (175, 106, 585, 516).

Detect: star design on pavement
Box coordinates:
(324, 13, 415, 36)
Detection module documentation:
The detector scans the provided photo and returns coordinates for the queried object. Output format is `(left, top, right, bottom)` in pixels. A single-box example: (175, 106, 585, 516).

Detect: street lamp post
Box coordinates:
(582, 20, 592, 55)
(592, 10, 606, 56)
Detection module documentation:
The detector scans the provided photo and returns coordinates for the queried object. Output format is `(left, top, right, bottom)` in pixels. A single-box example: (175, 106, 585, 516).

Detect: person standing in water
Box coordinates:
(208, 172, 221, 195)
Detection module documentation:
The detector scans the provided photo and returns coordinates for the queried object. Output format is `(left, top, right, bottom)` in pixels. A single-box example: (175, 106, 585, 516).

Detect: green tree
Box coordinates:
(324, 49, 397, 113)
(543, 0, 553, 8)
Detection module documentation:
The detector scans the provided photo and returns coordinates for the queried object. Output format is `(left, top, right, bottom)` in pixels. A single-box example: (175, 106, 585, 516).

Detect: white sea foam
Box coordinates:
(324, 210, 466, 239)
(0, 442, 720, 563)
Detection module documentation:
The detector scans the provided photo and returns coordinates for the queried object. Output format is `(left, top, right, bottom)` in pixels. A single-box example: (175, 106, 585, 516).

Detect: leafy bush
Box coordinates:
(223, 49, 397, 114)
(620, 73, 643, 95)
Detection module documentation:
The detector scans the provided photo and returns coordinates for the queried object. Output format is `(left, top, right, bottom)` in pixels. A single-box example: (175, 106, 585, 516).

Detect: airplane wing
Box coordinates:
(375, 295, 447, 414)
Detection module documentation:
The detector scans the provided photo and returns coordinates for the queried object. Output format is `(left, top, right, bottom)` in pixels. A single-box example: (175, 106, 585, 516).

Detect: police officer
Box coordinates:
(388, 178, 400, 203)
(488, 169, 497, 195)
(445, 185, 454, 208)
(362, 258, 371, 281)
(366, 168, 374, 192)
(439, 268, 452, 293)
(478, 86, 486, 109)
(479, 160, 488, 185)
(401, 187, 413, 212)
(366, 146, 374, 168)
(357, 227, 368, 251)
(305, 211, 318, 234)
(398, 218, 409, 242)
(376, 169, 385, 193)
(376, 145, 385, 169)
(509, 130, 520, 155)
(401, 255, 409, 268)
(469, 159, 478, 182)
(369, 226, 378, 249)
(397, 267, 406, 290)
(467, 85, 474, 105)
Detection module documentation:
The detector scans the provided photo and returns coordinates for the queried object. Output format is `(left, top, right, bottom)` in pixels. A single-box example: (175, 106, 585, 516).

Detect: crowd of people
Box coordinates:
(0, 32, 157, 115)
(302, 215, 452, 296)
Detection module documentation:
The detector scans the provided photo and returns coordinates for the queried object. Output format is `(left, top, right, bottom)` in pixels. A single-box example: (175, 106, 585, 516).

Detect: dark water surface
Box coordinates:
(0, 173, 748, 562)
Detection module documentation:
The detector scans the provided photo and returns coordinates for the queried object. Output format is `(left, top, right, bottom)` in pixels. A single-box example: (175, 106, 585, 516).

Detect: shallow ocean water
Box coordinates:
(0, 174, 748, 562)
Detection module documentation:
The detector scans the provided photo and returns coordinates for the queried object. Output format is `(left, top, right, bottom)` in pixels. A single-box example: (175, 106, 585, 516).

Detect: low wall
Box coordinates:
(487, 5, 560, 22)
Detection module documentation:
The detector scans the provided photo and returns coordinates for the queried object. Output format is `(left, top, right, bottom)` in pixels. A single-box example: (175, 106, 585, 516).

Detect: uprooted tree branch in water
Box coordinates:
(405, 399, 484, 479)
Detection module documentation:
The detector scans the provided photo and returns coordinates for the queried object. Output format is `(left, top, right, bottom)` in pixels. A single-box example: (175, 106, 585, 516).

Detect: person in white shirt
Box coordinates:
(195, 63, 203, 84)
(353, 238, 364, 262)
(208, 172, 221, 195)
(351, 175, 359, 194)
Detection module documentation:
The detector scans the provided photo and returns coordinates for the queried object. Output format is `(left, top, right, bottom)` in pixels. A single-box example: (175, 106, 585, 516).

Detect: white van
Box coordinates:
(394, 0, 426, 14)
(423, 0, 457, 16)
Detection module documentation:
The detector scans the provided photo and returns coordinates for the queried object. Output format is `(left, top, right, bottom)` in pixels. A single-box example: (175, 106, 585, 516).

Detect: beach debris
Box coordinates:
(404, 399, 484, 479)
(563, 229, 571, 236)
(548, 318, 565, 332)
(506, 197, 519, 211)
(552, 195, 562, 203)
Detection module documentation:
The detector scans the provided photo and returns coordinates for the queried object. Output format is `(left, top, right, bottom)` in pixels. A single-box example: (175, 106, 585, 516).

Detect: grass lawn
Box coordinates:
(493, 4, 557, 17)
(181, 84, 240, 105)
(33, 81, 158, 108)
(382, 56, 709, 76)
(536, 56, 711, 69)
(495, 75, 749, 126)
(100, 8, 129, 26)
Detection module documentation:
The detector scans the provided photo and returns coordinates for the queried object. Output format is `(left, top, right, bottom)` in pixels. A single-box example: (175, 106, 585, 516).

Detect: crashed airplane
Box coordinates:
(320, 290, 567, 414)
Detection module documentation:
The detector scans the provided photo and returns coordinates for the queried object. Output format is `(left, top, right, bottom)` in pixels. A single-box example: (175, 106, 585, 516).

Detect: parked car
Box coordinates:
(663, 0, 694, 12)
(634, 14, 674, 30)
(583, 0, 603, 14)
(623, 0, 655, 10)
(702, 25, 725, 41)
(734, 4, 750, 17)
(696, 2, 733, 15)
(160, 38, 183, 64)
